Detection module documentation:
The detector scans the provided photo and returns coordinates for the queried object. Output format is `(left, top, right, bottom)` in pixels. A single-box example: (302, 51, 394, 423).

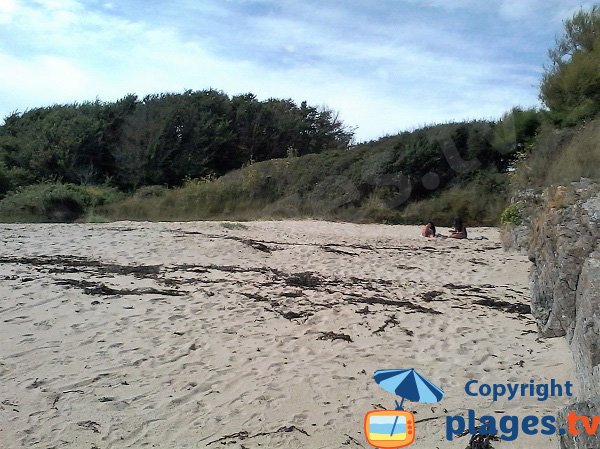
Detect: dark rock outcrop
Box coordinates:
(506, 179, 600, 449)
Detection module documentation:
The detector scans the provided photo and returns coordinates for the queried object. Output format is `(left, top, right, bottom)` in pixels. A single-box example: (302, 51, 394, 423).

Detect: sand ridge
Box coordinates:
(0, 221, 573, 448)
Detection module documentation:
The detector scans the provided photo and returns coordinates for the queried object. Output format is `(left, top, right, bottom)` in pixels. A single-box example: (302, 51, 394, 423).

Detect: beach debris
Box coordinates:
(344, 296, 441, 315)
(459, 426, 500, 449)
(371, 403, 387, 410)
(317, 331, 353, 343)
(241, 292, 313, 322)
(444, 283, 474, 290)
(278, 310, 309, 321)
(77, 420, 101, 433)
(373, 314, 400, 335)
(0, 255, 161, 280)
(355, 306, 374, 315)
(206, 426, 309, 446)
(342, 433, 365, 447)
(321, 246, 358, 256)
(286, 272, 322, 288)
(472, 298, 531, 316)
(421, 290, 444, 302)
(241, 239, 273, 253)
(55, 279, 182, 297)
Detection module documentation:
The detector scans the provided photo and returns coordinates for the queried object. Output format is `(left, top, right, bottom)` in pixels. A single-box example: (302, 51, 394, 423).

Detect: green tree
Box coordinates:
(541, 5, 600, 124)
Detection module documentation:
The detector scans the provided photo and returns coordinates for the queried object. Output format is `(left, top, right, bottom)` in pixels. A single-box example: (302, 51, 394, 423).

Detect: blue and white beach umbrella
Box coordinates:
(374, 368, 444, 409)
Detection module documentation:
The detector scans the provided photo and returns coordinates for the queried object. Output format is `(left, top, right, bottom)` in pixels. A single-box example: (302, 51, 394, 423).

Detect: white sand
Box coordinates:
(0, 221, 574, 448)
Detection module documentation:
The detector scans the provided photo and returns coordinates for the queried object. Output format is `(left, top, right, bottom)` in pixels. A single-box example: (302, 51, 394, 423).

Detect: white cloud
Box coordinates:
(0, 0, 18, 24)
(0, 0, 585, 140)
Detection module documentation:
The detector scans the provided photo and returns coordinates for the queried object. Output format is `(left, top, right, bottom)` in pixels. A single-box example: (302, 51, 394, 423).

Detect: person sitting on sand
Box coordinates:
(449, 217, 467, 239)
(421, 221, 436, 238)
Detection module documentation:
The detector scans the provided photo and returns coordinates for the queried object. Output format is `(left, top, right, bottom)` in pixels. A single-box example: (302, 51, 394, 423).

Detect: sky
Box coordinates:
(0, 0, 596, 142)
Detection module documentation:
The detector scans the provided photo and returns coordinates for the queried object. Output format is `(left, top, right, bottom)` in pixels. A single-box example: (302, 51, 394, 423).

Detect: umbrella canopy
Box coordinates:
(374, 368, 444, 403)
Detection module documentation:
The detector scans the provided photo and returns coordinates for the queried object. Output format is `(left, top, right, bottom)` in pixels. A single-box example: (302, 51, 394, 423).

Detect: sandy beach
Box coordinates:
(0, 220, 573, 448)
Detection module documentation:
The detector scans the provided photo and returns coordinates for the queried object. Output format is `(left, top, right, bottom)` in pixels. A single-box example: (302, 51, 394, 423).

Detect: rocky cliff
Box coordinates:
(506, 179, 600, 449)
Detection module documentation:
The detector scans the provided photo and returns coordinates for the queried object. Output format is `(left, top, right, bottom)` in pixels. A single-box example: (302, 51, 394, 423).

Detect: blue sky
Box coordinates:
(0, 0, 596, 141)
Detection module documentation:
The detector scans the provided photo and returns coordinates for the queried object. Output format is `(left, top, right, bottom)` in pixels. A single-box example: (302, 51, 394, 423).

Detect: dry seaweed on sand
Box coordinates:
(372, 314, 413, 336)
(321, 246, 358, 256)
(286, 272, 322, 288)
(206, 426, 309, 446)
(55, 278, 183, 296)
(342, 433, 365, 446)
(317, 331, 353, 343)
(241, 239, 273, 253)
(421, 290, 445, 302)
(343, 295, 441, 315)
(464, 433, 500, 449)
(77, 420, 101, 433)
(472, 298, 531, 315)
(0, 255, 161, 278)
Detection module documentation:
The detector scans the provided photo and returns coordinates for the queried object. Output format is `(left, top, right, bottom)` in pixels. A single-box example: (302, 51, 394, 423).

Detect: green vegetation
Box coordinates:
(0, 182, 122, 222)
(509, 118, 600, 189)
(541, 5, 600, 125)
(99, 123, 515, 225)
(0, 5, 598, 225)
(500, 205, 523, 226)
(0, 91, 352, 191)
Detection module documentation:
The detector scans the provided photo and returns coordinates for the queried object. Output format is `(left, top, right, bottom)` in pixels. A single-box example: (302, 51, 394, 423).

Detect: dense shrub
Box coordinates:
(101, 150, 509, 225)
(500, 204, 522, 225)
(0, 183, 123, 222)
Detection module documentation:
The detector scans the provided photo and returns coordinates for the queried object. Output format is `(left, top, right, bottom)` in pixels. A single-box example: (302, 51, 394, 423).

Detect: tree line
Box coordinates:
(0, 90, 354, 194)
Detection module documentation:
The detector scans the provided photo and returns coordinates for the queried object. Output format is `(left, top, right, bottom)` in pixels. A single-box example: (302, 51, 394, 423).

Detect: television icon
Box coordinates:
(364, 410, 416, 448)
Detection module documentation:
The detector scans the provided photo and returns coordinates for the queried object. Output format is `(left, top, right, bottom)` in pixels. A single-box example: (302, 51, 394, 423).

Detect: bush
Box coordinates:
(0, 183, 123, 222)
(0, 165, 37, 197)
(395, 176, 509, 226)
(500, 204, 522, 225)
